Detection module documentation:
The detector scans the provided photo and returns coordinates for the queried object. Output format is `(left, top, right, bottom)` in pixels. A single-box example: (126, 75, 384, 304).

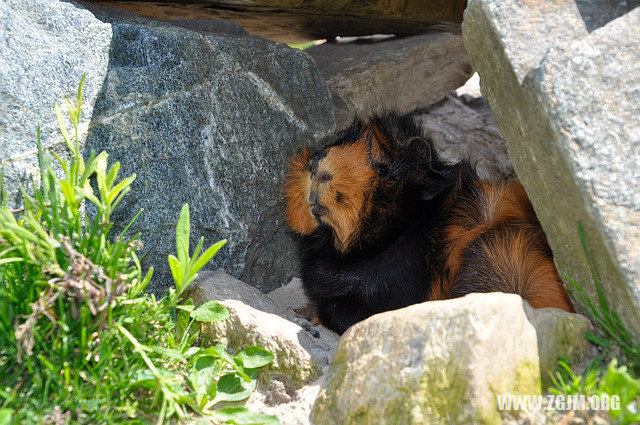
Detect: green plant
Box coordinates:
(548, 224, 640, 423)
(287, 40, 320, 50)
(0, 77, 279, 424)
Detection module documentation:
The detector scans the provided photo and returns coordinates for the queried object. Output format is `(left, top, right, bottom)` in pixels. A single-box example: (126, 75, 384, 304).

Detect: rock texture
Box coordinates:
(90, 0, 466, 43)
(80, 5, 336, 295)
(312, 293, 592, 425)
(0, 0, 111, 208)
(306, 34, 473, 128)
(412, 73, 513, 180)
(463, 1, 640, 334)
(187, 271, 339, 388)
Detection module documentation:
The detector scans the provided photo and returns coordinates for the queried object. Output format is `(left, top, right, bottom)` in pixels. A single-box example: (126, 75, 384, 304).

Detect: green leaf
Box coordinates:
(204, 345, 251, 382)
(192, 239, 227, 274)
(168, 254, 185, 287)
(151, 346, 185, 361)
(176, 304, 195, 312)
(55, 103, 73, 152)
(235, 346, 274, 369)
(214, 373, 255, 403)
(0, 408, 12, 425)
(215, 406, 280, 425)
(59, 180, 76, 208)
(176, 203, 190, 265)
(189, 356, 221, 407)
(190, 301, 229, 323)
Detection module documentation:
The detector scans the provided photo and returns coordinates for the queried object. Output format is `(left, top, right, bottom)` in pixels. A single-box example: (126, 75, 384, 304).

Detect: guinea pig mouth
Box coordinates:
(310, 204, 327, 219)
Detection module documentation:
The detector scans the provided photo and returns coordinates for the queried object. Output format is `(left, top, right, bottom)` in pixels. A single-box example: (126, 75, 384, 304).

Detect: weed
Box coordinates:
(0, 76, 279, 424)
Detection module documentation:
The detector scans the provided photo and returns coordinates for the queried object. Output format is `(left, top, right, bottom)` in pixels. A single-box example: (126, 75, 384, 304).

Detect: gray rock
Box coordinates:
(463, 1, 640, 334)
(2, 1, 334, 295)
(80, 6, 335, 295)
(0, 0, 111, 208)
(306, 33, 473, 128)
(311, 293, 591, 425)
(267, 277, 339, 345)
(187, 270, 286, 317)
(267, 277, 308, 315)
(245, 376, 324, 425)
(412, 75, 513, 180)
(187, 271, 339, 388)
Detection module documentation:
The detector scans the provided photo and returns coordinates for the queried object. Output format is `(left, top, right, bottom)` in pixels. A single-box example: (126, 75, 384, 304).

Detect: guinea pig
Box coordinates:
(284, 112, 573, 334)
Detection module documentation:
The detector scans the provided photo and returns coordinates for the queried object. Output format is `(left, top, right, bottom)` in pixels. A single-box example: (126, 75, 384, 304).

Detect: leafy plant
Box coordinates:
(548, 223, 640, 423)
(0, 77, 278, 424)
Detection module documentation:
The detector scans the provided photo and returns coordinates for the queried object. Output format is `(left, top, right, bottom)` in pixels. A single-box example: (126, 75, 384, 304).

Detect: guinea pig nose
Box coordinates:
(311, 205, 325, 218)
(308, 190, 319, 205)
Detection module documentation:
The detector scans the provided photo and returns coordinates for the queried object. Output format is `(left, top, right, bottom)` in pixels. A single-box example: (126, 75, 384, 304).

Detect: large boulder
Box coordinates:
(80, 5, 336, 295)
(311, 293, 592, 425)
(0, 0, 111, 208)
(306, 34, 473, 128)
(463, 1, 640, 334)
(2, 1, 336, 295)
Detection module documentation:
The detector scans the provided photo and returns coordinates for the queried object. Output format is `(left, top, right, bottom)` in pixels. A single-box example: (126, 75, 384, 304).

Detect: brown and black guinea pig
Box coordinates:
(284, 112, 573, 335)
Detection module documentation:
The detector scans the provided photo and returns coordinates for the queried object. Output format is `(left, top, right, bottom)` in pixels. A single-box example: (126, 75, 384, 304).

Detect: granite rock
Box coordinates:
(412, 73, 513, 180)
(187, 271, 339, 388)
(0, 0, 111, 208)
(463, 1, 640, 334)
(82, 6, 335, 295)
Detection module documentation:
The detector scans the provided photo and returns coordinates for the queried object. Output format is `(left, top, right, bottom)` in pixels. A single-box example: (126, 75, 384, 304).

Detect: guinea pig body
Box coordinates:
(284, 113, 573, 335)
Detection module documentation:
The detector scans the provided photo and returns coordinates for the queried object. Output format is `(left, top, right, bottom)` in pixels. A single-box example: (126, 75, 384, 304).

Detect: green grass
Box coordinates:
(0, 76, 279, 424)
(548, 224, 640, 424)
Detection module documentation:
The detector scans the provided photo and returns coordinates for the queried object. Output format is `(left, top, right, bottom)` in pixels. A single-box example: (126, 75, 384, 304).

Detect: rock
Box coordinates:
(267, 277, 308, 315)
(245, 377, 324, 425)
(267, 277, 339, 345)
(525, 307, 594, 388)
(306, 33, 473, 128)
(187, 271, 339, 388)
(411, 74, 513, 180)
(78, 5, 336, 295)
(0, 0, 111, 209)
(187, 270, 286, 317)
(90, 0, 467, 43)
(463, 1, 640, 334)
(311, 293, 591, 425)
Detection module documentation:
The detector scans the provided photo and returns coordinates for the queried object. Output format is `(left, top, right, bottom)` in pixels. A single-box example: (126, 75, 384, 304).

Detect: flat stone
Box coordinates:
(306, 33, 473, 128)
(89, 0, 467, 43)
(463, 1, 640, 334)
(311, 293, 591, 425)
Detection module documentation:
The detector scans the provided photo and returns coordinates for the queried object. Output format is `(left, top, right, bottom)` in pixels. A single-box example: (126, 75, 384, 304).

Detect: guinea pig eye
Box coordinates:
(373, 163, 389, 177)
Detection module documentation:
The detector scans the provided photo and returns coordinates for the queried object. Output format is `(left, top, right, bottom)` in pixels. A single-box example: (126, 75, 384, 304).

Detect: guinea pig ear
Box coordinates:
(366, 120, 394, 162)
(403, 137, 448, 200)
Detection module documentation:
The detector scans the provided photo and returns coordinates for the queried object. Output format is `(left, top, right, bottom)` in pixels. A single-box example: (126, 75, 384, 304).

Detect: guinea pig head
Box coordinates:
(284, 115, 446, 253)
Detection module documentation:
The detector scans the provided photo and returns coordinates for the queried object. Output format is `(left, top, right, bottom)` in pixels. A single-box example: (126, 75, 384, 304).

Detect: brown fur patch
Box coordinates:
(480, 229, 574, 311)
(315, 140, 377, 252)
(283, 147, 317, 235)
(366, 122, 392, 163)
(437, 178, 573, 312)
